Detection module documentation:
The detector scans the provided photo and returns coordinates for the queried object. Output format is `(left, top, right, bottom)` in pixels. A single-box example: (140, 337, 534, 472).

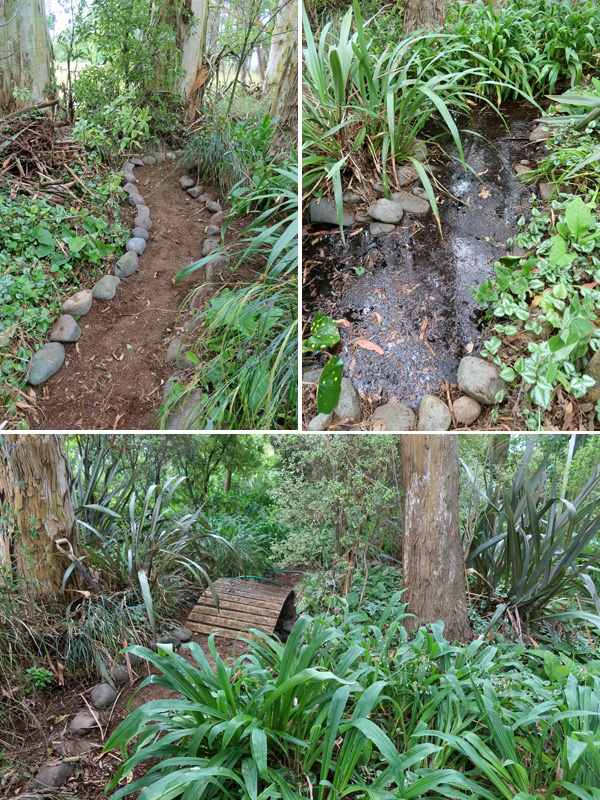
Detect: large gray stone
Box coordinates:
(131, 226, 149, 241)
(127, 192, 144, 207)
(453, 395, 481, 426)
(171, 627, 193, 642)
(202, 239, 219, 257)
(90, 683, 118, 708)
(69, 709, 99, 736)
(529, 125, 549, 143)
(416, 394, 451, 431)
(309, 197, 354, 227)
(367, 198, 404, 224)
(62, 289, 93, 317)
(156, 634, 181, 649)
(412, 186, 429, 200)
(343, 190, 361, 203)
(333, 378, 361, 421)
(187, 186, 204, 199)
(584, 348, 600, 403)
(142, 155, 156, 165)
(130, 157, 144, 166)
(49, 314, 81, 343)
(126, 237, 147, 255)
(303, 366, 323, 384)
(28, 343, 65, 385)
(390, 191, 430, 215)
(109, 665, 129, 685)
(134, 212, 152, 231)
(33, 762, 74, 789)
(92, 275, 120, 300)
(205, 225, 221, 237)
(165, 389, 203, 429)
(210, 211, 225, 226)
(307, 412, 333, 431)
(457, 356, 507, 405)
(206, 201, 223, 214)
(123, 182, 139, 195)
(370, 402, 415, 431)
(115, 251, 138, 278)
(397, 165, 418, 185)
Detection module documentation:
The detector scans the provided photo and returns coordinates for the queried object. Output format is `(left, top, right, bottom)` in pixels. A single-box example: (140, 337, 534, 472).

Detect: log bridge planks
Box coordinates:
(187, 578, 295, 640)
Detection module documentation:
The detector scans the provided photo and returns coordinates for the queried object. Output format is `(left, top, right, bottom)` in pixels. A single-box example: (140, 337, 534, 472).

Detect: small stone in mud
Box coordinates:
(367, 198, 403, 224)
(205, 225, 221, 237)
(342, 190, 361, 203)
(370, 222, 395, 236)
(212, 250, 231, 270)
(202, 239, 219, 257)
(166, 338, 194, 369)
(355, 214, 372, 224)
(457, 356, 507, 405)
(453, 395, 482, 426)
(210, 211, 225, 226)
(33, 762, 74, 789)
(179, 176, 195, 189)
(187, 186, 204, 199)
(308, 412, 333, 431)
(397, 165, 418, 185)
(390, 191, 430, 215)
(134, 212, 152, 231)
(109, 665, 129, 685)
(62, 289, 92, 317)
(92, 275, 120, 300)
(309, 197, 354, 227)
(91, 683, 118, 709)
(28, 343, 65, 385)
(416, 395, 451, 431)
(514, 164, 532, 180)
(412, 185, 429, 201)
(131, 226, 149, 241)
(529, 125, 549, 142)
(115, 251, 138, 278)
(171, 627, 193, 642)
(303, 366, 323, 384)
(126, 237, 147, 255)
(409, 139, 428, 159)
(584, 348, 600, 403)
(166, 151, 176, 160)
(49, 314, 81, 343)
(371, 403, 415, 431)
(333, 378, 361, 421)
(155, 152, 166, 163)
(130, 157, 144, 166)
(174, 149, 185, 158)
(206, 200, 223, 213)
(372, 182, 386, 194)
(127, 192, 144, 207)
(142, 155, 156, 165)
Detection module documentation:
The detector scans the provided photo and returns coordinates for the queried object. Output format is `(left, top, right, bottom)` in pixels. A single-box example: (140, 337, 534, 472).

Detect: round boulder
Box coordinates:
(367, 198, 404, 224)
(126, 237, 147, 256)
(307, 412, 333, 431)
(28, 343, 65, 386)
(370, 402, 415, 431)
(62, 289, 93, 317)
(92, 275, 120, 300)
(453, 395, 482, 426)
(90, 682, 118, 709)
(457, 356, 507, 405)
(131, 226, 149, 241)
(416, 395, 451, 431)
(115, 251, 138, 278)
(33, 762, 74, 789)
(69, 709, 99, 736)
(49, 314, 81, 343)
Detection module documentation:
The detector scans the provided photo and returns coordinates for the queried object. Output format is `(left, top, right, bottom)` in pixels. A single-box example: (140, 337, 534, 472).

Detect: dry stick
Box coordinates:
(64, 162, 94, 195)
(1, 99, 58, 120)
(79, 692, 105, 742)
(575, 593, 595, 651)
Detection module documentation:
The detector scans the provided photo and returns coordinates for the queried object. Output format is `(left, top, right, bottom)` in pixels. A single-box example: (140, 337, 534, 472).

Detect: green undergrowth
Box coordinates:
(104, 599, 600, 800)
(0, 164, 127, 423)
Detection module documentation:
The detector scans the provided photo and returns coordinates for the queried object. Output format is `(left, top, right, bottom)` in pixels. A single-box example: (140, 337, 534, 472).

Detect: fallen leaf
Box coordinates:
(466, 342, 474, 353)
(336, 318, 351, 328)
(466, 196, 471, 206)
(355, 339, 384, 355)
(15, 401, 33, 410)
(374, 312, 382, 327)
(419, 317, 428, 341)
(582, 281, 599, 289)
(349, 357, 356, 372)
(113, 412, 124, 430)
(112, 351, 124, 361)
(479, 186, 491, 199)
(372, 418, 387, 431)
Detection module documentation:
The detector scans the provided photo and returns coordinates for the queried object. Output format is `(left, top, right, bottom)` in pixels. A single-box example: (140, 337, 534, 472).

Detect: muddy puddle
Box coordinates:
(304, 101, 539, 408)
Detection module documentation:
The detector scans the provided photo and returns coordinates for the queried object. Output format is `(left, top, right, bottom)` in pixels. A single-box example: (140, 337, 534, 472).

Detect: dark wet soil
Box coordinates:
(304, 101, 540, 408)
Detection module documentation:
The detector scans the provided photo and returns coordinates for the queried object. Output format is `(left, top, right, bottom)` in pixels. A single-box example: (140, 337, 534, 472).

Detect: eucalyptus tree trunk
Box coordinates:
(403, 0, 446, 35)
(401, 434, 472, 642)
(263, 0, 297, 93)
(0, 434, 81, 599)
(268, 24, 297, 154)
(0, 0, 55, 110)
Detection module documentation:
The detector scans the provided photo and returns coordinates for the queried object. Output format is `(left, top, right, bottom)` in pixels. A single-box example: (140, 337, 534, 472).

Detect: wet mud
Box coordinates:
(304, 101, 540, 408)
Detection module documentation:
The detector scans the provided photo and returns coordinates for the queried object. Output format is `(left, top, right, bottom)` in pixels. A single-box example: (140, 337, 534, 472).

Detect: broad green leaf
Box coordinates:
(317, 356, 343, 414)
(564, 197, 591, 239)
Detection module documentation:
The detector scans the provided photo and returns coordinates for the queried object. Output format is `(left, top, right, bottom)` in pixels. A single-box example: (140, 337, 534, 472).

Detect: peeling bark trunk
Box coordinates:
(403, 0, 446, 35)
(264, 0, 297, 93)
(268, 36, 297, 154)
(401, 434, 472, 642)
(0, 0, 55, 111)
(0, 434, 82, 598)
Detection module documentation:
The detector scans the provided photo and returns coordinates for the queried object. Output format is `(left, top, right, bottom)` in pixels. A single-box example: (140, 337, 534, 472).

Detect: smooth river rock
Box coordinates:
(115, 251, 138, 278)
(187, 186, 204, 199)
(416, 394, 451, 431)
(453, 395, 482, 426)
(309, 197, 354, 227)
(131, 226, 149, 241)
(390, 190, 430, 215)
(33, 762, 74, 789)
(134, 212, 152, 231)
(457, 356, 507, 405)
(179, 176, 195, 189)
(62, 289, 92, 317)
(49, 314, 81, 343)
(584, 348, 600, 403)
(90, 683, 118, 708)
(371, 402, 415, 431)
(307, 412, 333, 431)
(69, 709, 99, 736)
(367, 198, 404, 224)
(333, 378, 361, 421)
(28, 343, 65, 385)
(126, 237, 147, 255)
(92, 275, 120, 300)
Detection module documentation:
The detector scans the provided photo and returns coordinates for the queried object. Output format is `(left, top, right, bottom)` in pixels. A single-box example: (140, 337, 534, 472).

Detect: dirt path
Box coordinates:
(37, 163, 223, 430)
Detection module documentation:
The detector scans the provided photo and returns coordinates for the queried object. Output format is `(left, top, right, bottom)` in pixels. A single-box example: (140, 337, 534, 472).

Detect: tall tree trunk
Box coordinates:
(0, 434, 82, 598)
(0, 0, 55, 111)
(264, 0, 297, 92)
(255, 45, 265, 85)
(224, 469, 232, 492)
(401, 434, 472, 642)
(403, 0, 446, 35)
(268, 33, 297, 154)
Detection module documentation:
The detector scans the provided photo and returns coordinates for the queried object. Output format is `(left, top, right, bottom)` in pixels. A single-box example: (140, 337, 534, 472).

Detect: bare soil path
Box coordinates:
(36, 163, 235, 431)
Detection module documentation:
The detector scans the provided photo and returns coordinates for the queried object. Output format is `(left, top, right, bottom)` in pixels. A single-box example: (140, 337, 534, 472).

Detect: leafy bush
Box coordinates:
(72, 91, 152, 159)
(462, 435, 600, 630)
(105, 599, 600, 799)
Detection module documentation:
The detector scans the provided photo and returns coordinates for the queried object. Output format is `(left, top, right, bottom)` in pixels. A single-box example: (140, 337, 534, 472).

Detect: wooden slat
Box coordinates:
(195, 610, 277, 628)
(191, 595, 284, 613)
(189, 607, 276, 626)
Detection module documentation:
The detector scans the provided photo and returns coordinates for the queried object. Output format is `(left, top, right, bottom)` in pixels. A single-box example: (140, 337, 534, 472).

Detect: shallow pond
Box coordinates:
(304, 101, 540, 408)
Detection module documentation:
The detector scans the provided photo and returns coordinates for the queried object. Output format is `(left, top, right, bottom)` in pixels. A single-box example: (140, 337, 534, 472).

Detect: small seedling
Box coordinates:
(26, 666, 54, 691)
